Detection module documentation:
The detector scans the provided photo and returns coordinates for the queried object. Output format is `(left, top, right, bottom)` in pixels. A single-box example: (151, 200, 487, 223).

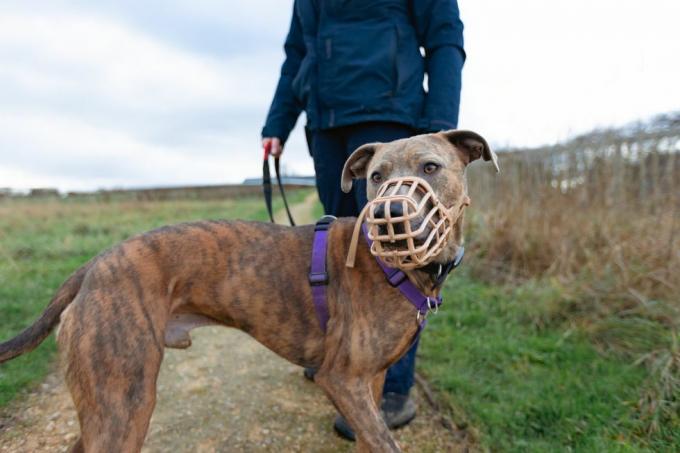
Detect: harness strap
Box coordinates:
(309, 218, 456, 334)
(309, 215, 336, 332)
(362, 224, 443, 330)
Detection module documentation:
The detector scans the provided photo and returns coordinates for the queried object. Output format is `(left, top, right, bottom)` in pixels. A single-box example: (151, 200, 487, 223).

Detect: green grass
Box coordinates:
(419, 273, 678, 452)
(0, 191, 310, 407)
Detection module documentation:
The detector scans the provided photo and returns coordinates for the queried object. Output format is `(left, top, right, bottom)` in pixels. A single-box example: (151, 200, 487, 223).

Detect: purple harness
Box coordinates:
(308, 216, 445, 333)
(308, 216, 335, 331)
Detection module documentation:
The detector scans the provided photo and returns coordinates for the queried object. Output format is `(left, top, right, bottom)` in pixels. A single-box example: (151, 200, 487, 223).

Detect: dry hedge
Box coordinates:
(466, 112, 680, 431)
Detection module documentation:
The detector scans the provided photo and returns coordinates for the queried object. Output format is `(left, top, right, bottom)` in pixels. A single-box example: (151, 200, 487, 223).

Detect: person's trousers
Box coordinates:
(309, 121, 418, 396)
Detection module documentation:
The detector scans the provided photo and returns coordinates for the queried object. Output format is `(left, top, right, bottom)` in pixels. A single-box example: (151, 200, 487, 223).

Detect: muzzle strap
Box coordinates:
(345, 202, 372, 268)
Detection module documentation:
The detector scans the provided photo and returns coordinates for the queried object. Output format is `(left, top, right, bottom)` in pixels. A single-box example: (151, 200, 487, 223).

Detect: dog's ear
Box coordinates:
(441, 130, 500, 173)
(341, 143, 379, 193)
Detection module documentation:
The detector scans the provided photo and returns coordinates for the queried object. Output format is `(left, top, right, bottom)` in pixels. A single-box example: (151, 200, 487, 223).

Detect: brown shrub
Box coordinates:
(467, 112, 680, 311)
(465, 112, 680, 429)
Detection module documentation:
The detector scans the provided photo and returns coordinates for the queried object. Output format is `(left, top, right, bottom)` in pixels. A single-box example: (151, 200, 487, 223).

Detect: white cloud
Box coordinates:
(0, 0, 678, 191)
(458, 0, 680, 146)
(0, 8, 302, 191)
(0, 11, 276, 111)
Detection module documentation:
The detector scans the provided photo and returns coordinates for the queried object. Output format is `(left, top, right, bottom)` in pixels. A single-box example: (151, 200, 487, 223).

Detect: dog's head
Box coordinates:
(341, 130, 498, 266)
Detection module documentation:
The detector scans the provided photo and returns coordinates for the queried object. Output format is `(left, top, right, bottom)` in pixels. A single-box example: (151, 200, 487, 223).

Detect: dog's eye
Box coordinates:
(370, 172, 383, 184)
(423, 162, 440, 175)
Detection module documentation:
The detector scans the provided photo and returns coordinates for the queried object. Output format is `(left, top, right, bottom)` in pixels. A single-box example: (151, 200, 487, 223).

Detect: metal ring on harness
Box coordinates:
(426, 296, 439, 315)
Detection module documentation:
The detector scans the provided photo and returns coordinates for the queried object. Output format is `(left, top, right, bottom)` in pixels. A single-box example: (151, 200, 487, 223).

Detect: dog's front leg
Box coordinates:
(371, 370, 386, 412)
(316, 372, 399, 453)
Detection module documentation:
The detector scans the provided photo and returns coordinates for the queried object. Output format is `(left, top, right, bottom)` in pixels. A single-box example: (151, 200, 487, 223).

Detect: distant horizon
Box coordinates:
(3, 110, 676, 194)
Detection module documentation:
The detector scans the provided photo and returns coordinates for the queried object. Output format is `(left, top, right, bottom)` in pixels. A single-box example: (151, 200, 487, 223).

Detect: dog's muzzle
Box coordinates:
(346, 176, 468, 270)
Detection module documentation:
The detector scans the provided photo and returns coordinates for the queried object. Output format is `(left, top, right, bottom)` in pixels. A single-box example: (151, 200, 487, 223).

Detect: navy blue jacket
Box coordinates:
(262, 0, 465, 143)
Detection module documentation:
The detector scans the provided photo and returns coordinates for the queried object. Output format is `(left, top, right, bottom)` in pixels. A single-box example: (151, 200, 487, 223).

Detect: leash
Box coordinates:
(262, 142, 295, 226)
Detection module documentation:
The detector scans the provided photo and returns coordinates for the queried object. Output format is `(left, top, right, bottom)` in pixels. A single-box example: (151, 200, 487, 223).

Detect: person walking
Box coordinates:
(261, 0, 465, 441)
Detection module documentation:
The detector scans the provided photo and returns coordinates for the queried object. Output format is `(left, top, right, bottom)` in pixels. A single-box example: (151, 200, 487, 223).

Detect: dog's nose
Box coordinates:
(374, 203, 404, 220)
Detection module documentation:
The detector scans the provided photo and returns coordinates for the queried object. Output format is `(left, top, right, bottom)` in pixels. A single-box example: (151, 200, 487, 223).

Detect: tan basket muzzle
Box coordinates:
(346, 176, 467, 270)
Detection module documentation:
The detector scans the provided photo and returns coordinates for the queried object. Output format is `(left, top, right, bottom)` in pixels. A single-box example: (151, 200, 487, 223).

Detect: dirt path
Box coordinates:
(1, 194, 470, 452)
(273, 190, 320, 225)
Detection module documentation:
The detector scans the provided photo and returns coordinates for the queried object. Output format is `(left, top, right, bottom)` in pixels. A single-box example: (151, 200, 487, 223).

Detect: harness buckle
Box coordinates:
(308, 272, 329, 286)
(314, 215, 337, 232)
(386, 269, 407, 287)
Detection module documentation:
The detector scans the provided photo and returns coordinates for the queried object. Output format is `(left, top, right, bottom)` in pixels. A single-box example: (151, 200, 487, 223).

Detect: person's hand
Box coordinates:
(262, 137, 283, 158)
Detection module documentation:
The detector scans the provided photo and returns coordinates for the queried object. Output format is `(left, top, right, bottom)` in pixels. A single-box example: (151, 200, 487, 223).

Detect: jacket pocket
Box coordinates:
(318, 22, 398, 108)
(291, 55, 313, 104)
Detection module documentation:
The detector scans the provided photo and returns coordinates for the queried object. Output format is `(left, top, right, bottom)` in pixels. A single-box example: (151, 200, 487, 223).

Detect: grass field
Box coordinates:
(1, 190, 677, 451)
(420, 274, 679, 452)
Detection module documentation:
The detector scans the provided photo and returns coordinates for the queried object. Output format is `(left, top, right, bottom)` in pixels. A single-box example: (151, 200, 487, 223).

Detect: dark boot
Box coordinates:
(381, 392, 417, 428)
(303, 367, 317, 381)
(333, 392, 417, 441)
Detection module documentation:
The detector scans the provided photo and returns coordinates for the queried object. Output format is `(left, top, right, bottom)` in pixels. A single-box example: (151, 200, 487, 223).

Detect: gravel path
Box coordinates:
(0, 193, 471, 452)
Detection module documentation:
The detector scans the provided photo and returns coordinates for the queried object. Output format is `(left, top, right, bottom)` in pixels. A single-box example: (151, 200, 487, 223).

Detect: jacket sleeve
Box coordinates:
(411, 0, 466, 132)
(261, 5, 305, 144)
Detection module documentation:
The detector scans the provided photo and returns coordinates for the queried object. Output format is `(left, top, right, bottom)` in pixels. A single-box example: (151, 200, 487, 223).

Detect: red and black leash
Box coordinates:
(262, 142, 295, 226)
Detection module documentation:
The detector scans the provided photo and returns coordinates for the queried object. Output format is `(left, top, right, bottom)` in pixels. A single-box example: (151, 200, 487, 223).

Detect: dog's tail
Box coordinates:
(0, 263, 90, 363)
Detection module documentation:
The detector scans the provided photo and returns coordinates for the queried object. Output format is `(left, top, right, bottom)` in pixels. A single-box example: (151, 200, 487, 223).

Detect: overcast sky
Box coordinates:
(1, 0, 678, 191)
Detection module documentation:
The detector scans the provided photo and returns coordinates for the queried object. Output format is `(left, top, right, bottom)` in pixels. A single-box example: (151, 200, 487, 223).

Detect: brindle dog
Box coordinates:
(0, 130, 497, 453)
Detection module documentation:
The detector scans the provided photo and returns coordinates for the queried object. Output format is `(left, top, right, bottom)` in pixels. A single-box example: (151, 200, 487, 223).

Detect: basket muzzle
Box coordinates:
(360, 176, 466, 270)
